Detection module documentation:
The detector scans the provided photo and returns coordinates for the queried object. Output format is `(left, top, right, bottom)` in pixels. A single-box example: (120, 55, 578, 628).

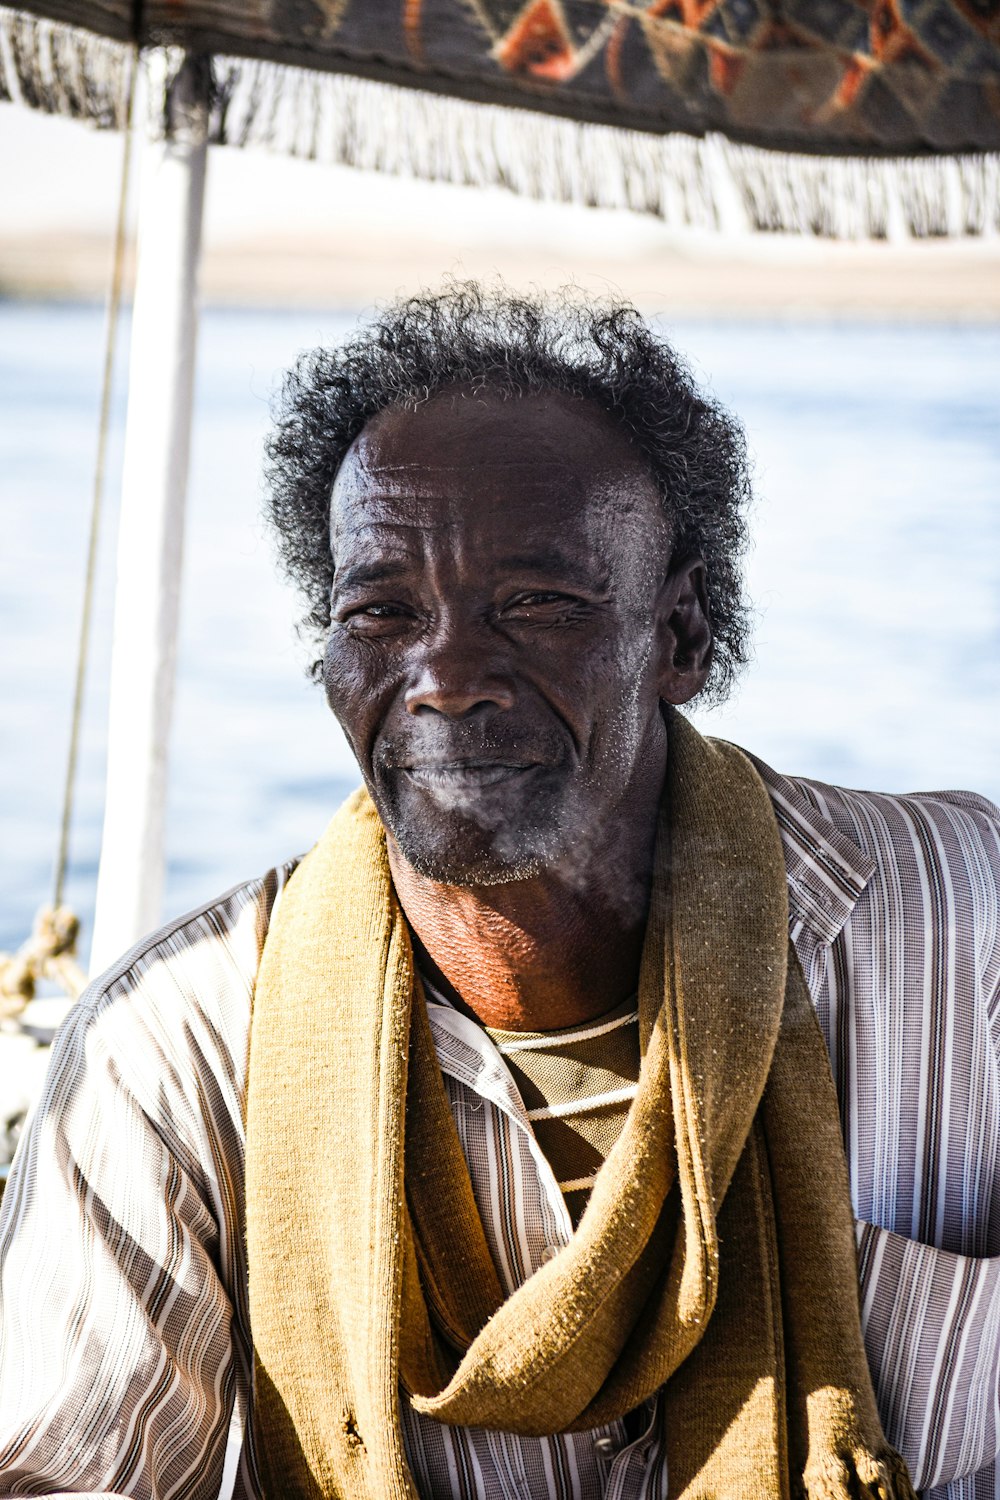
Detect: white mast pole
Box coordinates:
(90, 54, 211, 976)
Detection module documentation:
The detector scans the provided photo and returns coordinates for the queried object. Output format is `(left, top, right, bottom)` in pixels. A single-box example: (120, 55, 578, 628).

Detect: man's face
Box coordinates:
(324, 387, 682, 886)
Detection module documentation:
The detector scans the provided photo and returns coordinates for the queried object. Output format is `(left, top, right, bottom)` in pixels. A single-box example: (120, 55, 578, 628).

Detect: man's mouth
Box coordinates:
(402, 762, 535, 790)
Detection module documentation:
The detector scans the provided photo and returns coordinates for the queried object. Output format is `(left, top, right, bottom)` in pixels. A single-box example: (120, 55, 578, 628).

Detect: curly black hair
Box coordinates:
(264, 281, 753, 703)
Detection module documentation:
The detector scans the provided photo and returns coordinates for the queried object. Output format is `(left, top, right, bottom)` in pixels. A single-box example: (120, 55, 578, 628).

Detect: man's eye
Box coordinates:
(502, 592, 578, 617)
(342, 603, 412, 633)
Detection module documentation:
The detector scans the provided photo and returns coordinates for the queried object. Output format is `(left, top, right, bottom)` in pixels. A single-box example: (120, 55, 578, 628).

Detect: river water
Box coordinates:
(2, 302, 999, 963)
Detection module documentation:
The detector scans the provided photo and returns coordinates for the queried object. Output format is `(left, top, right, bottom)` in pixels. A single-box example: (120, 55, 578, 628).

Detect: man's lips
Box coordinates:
(401, 761, 538, 790)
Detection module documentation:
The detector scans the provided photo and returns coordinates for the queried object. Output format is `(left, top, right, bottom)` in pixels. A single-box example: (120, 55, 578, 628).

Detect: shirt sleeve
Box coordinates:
(0, 982, 245, 1500)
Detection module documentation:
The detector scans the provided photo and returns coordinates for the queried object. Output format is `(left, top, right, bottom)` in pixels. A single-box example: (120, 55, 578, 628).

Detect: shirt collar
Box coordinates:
(745, 751, 877, 947)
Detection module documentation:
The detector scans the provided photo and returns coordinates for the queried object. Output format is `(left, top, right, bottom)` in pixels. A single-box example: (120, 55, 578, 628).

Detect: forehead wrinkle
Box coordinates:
(334, 516, 458, 534)
(331, 518, 607, 591)
(345, 442, 597, 495)
(340, 472, 590, 505)
(360, 458, 585, 477)
(332, 402, 664, 564)
(338, 401, 647, 514)
(331, 485, 597, 540)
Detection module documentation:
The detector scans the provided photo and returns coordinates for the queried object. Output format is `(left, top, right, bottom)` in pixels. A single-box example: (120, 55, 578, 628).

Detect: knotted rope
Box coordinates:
(0, 908, 89, 1022)
(1, 44, 137, 1024)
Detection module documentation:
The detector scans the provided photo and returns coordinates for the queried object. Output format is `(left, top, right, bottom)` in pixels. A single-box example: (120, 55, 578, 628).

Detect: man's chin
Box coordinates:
(388, 824, 548, 888)
(374, 766, 569, 886)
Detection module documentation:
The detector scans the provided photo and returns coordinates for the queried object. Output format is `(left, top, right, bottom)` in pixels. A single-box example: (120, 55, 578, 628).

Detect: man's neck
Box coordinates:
(386, 783, 663, 1033)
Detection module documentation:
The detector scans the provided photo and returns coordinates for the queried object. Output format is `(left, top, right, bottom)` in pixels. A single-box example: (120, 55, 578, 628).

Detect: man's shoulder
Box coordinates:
(64, 858, 301, 1085)
(91, 859, 299, 1003)
(11, 861, 303, 1190)
(781, 757, 992, 811)
(772, 763, 1000, 857)
(749, 750, 1000, 931)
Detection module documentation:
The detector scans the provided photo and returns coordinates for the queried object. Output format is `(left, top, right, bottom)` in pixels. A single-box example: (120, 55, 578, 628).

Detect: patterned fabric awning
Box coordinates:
(10, 0, 1000, 155)
(3, 1, 999, 235)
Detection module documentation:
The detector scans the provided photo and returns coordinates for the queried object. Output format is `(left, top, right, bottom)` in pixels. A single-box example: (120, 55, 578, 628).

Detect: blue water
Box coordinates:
(2, 302, 999, 961)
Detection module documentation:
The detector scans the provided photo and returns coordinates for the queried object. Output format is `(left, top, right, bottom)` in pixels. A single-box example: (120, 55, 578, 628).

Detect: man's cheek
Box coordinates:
(323, 639, 391, 739)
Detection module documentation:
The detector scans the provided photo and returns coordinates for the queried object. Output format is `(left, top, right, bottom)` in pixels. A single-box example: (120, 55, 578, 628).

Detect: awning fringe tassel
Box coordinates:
(0, 6, 129, 127)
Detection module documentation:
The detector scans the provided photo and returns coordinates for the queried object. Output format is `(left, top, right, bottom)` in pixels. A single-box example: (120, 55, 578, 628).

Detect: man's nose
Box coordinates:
(404, 634, 516, 718)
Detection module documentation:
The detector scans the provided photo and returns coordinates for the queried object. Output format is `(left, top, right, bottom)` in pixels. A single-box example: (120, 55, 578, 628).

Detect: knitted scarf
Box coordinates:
(246, 711, 915, 1500)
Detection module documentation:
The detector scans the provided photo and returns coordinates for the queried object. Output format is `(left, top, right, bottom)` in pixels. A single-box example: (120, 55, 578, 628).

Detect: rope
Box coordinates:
(0, 45, 138, 1019)
(53, 42, 137, 910)
(0, 909, 89, 1022)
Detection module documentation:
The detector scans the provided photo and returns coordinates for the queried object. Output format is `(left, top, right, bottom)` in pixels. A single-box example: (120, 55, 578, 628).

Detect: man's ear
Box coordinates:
(655, 555, 713, 705)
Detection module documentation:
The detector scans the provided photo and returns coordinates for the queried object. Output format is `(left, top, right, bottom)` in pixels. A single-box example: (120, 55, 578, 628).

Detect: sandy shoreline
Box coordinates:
(2, 229, 998, 318)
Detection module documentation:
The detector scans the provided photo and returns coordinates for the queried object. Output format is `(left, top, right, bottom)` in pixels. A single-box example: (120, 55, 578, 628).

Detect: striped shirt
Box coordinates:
(1, 756, 999, 1499)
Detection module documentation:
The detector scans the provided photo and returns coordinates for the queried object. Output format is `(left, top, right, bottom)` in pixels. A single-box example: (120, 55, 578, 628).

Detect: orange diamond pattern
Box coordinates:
(258, 0, 1000, 152)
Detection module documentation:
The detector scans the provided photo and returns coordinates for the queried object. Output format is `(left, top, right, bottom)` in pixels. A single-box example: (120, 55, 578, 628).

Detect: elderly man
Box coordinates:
(1, 284, 998, 1500)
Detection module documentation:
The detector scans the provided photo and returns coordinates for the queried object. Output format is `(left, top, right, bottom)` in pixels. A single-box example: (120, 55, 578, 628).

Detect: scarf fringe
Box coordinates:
(4, 4, 998, 240)
(801, 1449, 919, 1500)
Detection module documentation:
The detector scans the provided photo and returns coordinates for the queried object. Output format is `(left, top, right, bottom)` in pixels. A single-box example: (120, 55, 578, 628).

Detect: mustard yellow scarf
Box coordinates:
(246, 711, 915, 1500)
